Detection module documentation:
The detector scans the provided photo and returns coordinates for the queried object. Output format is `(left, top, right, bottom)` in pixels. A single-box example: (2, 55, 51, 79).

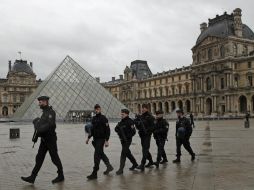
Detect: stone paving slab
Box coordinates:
(0, 120, 254, 190)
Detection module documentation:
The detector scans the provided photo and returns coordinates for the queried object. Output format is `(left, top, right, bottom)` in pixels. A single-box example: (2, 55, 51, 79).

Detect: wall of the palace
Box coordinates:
(0, 73, 38, 118)
(104, 37, 254, 117)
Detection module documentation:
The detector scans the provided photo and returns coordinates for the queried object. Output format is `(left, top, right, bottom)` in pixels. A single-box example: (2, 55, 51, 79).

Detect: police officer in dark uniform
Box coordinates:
(21, 96, 64, 184)
(134, 104, 155, 171)
(153, 110, 169, 168)
(173, 109, 195, 163)
(86, 104, 113, 180)
(115, 109, 138, 175)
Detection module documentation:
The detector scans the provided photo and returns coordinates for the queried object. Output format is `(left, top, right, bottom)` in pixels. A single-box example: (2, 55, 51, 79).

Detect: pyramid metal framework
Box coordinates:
(13, 56, 127, 121)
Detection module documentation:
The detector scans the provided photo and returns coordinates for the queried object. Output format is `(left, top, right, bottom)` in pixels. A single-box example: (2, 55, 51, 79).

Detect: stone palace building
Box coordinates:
(103, 8, 254, 117)
(0, 59, 40, 118)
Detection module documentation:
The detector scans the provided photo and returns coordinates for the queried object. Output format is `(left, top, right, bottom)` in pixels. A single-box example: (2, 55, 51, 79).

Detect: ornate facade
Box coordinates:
(0, 59, 40, 118)
(103, 8, 254, 117)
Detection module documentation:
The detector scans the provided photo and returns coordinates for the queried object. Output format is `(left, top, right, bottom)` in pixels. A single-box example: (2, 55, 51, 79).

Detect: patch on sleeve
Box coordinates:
(49, 114, 53, 119)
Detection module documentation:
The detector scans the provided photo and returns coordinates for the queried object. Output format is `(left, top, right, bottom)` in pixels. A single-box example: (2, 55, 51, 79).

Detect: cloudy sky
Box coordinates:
(0, 0, 253, 82)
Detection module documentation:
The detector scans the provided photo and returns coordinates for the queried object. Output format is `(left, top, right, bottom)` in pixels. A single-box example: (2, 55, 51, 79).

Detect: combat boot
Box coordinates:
(154, 162, 159, 169)
(145, 162, 154, 168)
(21, 174, 36, 184)
(103, 164, 114, 175)
(136, 164, 145, 172)
(129, 163, 138, 171)
(52, 172, 64, 184)
(116, 169, 123, 175)
(172, 158, 181, 164)
(87, 171, 97, 180)
(160, 159, 168, 164)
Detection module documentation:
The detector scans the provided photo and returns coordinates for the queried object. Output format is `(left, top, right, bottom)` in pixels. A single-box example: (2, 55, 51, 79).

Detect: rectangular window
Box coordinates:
(221, 78, 225, 89)
(248, 76, 253, 86)
(248, 62, 252, 69)
(20, 95, 25, 103)
(13, 95, 16, 103)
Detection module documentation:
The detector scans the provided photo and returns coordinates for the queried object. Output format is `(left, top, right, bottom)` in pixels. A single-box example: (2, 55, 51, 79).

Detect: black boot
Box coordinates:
(172, 158, 181, 164)
(136, 165, 145, 172)
(21, 174, 36, 184)
(52, 172, 64, 184)
(103, 164, 114, 175)
(145, 162, 154, 168)
(87, 171, 97, 180)
(116, 169, 123, 175)
(160, 159, 168, 164)
(129, 163, 138, 171)
(191, 153, 196, 161)
(154, 162, 159, 169)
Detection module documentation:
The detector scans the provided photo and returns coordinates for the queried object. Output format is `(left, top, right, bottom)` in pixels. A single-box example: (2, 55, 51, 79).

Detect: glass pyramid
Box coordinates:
(13, 56, 128, 121)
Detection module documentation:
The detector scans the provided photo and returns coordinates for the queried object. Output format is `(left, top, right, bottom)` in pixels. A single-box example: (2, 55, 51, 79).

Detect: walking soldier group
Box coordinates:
(21, 99, 195, 184)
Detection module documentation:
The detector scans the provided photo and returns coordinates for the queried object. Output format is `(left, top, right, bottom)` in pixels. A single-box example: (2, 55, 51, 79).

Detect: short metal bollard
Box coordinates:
(10, 128, 20, 139)
(244, 120, 250, 128)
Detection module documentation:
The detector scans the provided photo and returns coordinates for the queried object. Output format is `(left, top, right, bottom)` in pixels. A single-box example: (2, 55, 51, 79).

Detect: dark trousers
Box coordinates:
(176, 137, 194, 158)
(119, 139, 137, 170)
(140, 135, 153, 165)
(92, 139, 110, 171)
(191, 120, 195, 127)
(32, 138, 63, 176)
(155, 138, 167, 162)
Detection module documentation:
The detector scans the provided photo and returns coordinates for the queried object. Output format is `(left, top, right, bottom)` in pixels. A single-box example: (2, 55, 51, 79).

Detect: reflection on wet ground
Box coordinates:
(0, 120, 254, 190)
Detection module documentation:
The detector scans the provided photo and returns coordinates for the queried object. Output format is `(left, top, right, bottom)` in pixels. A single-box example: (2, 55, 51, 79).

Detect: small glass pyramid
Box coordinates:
(13, 56, 127, 121)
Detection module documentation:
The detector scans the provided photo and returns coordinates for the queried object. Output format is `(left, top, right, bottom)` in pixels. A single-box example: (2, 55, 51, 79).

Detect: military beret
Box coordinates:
(155, 110, 164, 115)
(37, 96, 49, 101)
(121, 109, 130, 114)
(94, 104, 101, 109)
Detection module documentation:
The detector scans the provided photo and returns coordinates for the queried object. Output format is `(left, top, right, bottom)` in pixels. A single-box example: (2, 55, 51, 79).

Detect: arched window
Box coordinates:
(220, 45, 225, 58)
(243, 45, 248, 55)
(2, 106, 8, 116)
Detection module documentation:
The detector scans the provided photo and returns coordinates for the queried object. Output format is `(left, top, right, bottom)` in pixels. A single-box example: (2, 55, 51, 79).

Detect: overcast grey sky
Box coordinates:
(0, 0, 253, 82)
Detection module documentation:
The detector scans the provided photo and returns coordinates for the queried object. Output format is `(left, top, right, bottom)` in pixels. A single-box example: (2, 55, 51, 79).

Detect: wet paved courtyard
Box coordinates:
(0, 119, 254, 190)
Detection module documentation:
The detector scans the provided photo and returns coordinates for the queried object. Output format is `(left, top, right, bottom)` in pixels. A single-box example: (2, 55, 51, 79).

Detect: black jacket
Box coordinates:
(134, 111, 155, 137)
(88, 113, 110, 141)
(34, 106, 57, 140)
(153, 118, 169, 140)
(175, 116, 192, 138)
(115, 116, 136, 141)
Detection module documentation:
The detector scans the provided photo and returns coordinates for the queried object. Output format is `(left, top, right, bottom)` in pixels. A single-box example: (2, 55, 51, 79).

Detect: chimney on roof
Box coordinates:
(233, 8, 243, 37)
(200, 22, 207, 33)
(119, 75, 123, 80)
(30, 62, 33, 69)
(112, 77, 115, 81)
(8, 60, 11, 71)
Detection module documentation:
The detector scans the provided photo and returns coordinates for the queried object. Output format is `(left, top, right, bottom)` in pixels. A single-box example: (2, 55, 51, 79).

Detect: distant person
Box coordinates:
(86, 104, 113, 180)
(134, 104, 155, 171)
(153, 110, 169, 168)
(173, 109, 195, 163)
(245, 112, 250, 122)
(190, 113, 195, 128)
(114, 109, 138, 175)
(21, 96, 64, 184)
